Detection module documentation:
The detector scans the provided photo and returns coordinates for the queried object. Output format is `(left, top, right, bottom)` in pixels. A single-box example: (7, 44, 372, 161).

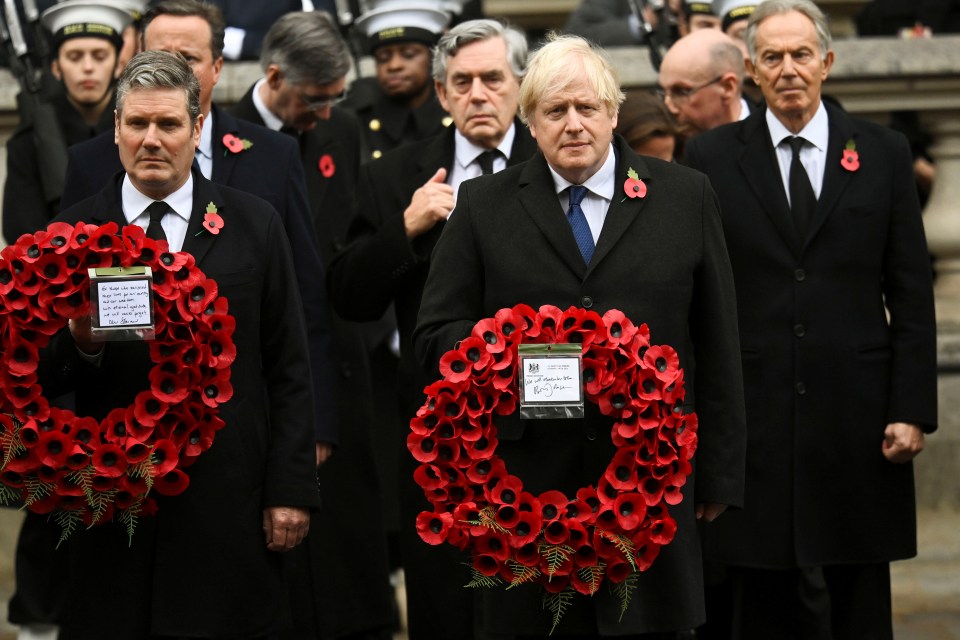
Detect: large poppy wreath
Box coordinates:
(410, 304, 698, 632)
(0, 222, 236, 544)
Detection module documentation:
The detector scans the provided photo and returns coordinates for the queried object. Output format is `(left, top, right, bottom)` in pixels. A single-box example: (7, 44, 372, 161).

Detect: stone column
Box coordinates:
(921, 111, 960, 330)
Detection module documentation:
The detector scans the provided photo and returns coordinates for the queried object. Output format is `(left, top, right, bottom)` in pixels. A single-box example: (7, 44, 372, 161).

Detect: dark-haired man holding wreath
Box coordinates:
(44, 49, 318, 640)
(414, 33, 746, 638)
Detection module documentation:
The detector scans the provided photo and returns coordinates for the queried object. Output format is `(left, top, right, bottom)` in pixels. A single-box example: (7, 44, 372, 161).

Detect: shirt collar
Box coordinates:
(454, 122, 517, 169)
(548, 142, 617, 201)
(121, 173, 194, 225)
(766, 100, 829, 151)
(252, 77, 285, 132)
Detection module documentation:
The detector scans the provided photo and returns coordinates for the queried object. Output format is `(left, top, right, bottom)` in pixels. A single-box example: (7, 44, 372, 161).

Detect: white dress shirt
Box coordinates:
(195, 110, 214, 179)
(548, 143, 617, 244)
(121, 175, 194, 252)
(449, 124, 517, 208)
(766, 101, 829, 204)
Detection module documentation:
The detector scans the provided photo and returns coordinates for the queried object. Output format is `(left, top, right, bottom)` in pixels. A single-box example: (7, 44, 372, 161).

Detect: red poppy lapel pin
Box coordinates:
(621, 167, 647, 202)
(319, 154, 336, 178)
(197, 201, 224, 236)
(222, 132, 253, 156)
(841, 139, 860, 172)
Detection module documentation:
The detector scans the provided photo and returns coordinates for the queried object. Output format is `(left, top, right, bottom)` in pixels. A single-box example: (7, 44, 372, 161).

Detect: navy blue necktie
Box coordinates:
(566, 185, 594, 264)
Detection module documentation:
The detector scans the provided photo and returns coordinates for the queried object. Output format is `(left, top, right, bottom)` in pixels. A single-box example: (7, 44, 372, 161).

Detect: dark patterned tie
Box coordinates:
(145, 201, 169, 242)
(788, 136, 816, 237)
(476, 150, 500, 175)
(566, 185, 594, 264)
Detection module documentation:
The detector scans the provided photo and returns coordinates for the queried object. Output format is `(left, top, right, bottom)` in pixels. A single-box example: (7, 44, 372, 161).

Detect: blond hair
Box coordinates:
(519, 33, 625, 123)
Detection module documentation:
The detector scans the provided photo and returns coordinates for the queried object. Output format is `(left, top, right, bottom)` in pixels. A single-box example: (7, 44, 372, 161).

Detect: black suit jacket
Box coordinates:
(413, 135, 746, 635)
(230, 83, 397, 638)
(327, 121, 540, 411)
(684, 102, 937, 567)
(50, 171, 319, 637)
(60, 104, 337, 443)
(325, 121, 539, 639)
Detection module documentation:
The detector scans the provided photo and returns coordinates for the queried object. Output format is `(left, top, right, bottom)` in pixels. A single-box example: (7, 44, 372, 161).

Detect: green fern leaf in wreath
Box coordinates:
(538, 543, 575, 579)
(0, 483, 20, 506)
(542, 586, 575, 635)
(465, 565, 504, 589)
(54, 509, 83, 549)
(577, 563, 605, 595)
(611, 571, 639, 622)
(599, 530, 638, 571)
(1, 414, 26, 470)
(507, 561, 541, 589)
(118, 500, 143, 547)
(23, 477, 54, 506)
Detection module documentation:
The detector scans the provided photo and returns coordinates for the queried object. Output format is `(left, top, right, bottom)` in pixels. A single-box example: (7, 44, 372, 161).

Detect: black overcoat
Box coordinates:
(413, 136, 747, 635)
(49, 171, 319, 638)
(684, 103, 937, 568)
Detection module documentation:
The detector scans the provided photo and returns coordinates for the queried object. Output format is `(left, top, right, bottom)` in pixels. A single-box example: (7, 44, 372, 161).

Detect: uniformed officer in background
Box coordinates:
(343, 2, 452, 161)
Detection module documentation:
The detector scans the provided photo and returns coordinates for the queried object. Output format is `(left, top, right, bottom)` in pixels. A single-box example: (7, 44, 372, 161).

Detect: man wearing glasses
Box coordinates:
(231, 10, 360, 242)
(658, 28, 753, 141)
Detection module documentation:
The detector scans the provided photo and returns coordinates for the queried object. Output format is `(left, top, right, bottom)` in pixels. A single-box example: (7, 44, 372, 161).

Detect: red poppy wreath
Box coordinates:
(0, 222, 236, 544)
(410, 304, 698, 632)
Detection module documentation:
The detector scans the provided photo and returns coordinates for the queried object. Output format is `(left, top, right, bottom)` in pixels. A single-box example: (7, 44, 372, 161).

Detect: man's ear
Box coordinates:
(265, 64, 283, 90)
(51, 60, 62, 81)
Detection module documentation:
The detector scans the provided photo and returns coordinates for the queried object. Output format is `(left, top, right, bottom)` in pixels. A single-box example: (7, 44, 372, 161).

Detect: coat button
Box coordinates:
(794, 268, 806, 281)
(794, 324, 805, 337)
(581, 296, 593, 308)
(796, 382, 806, 395)
(585, 427, 597, 441)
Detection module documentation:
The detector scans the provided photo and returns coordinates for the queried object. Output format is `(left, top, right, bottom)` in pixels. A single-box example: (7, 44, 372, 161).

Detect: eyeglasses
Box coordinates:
(296, 87, 348, 111)
(656, 75, 723, 102)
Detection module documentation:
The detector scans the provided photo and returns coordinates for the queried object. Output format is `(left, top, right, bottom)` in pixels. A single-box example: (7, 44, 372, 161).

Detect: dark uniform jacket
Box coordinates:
(341, 76, 451, 162)
(3, 91, 114, 244)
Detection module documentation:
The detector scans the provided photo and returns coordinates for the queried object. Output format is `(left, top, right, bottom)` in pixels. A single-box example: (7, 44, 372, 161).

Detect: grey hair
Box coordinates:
(745, 0, 831, 63)
(260, 11, 352, 86)
(115, 49, 202, 126)
(431, 19, 528, 85)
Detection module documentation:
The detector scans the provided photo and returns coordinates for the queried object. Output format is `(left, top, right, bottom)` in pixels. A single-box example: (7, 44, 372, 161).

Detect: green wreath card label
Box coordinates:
(88, 266, 156, 341)
(518, 343, 584, 419)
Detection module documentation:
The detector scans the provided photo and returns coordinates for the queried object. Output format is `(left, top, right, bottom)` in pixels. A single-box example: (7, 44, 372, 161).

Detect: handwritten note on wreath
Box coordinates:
(96, 279, 152, 327)
(521, 356, 581, 403)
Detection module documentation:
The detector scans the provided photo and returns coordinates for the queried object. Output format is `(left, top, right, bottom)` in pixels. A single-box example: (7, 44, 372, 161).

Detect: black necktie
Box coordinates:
(145, 201, 169, 242)
(787, 136, 816, 237)
(476, 149, 500, 175)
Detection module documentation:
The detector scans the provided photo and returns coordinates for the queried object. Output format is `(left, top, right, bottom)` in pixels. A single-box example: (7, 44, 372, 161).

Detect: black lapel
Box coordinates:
(805, 103, 856, 246)
(211, 104, 240, 186)
(737, 109, 802, 256)
(179, 170, 221, 266)
(517, 154, 587, 278)
(590, 137, 650, 274)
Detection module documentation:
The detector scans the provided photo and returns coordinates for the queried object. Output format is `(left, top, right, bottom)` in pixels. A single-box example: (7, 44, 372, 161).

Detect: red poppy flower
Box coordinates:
(318, 154, 335, 178)
(841, 142, 860, 172)
(462, 433, 497, 460)
(133, 391, 168, 427)
(471, 317, 505, 354)
(416, 510, 452, 545)
(199, 368, 233, 407)
(37, 430, 72, 468)
(92, 444, 128, 477)
(202, 211, 225, 235)
(489, 474, 522, 506)
(439, 349, 473, 383)
(509, 510, 542, 548)
(623, 176, 647, 199)
(604, 449, 638, 491)
(222, 133, 244, 154)
(514, 541, 541, 567)
(154, 468, 191, 496)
